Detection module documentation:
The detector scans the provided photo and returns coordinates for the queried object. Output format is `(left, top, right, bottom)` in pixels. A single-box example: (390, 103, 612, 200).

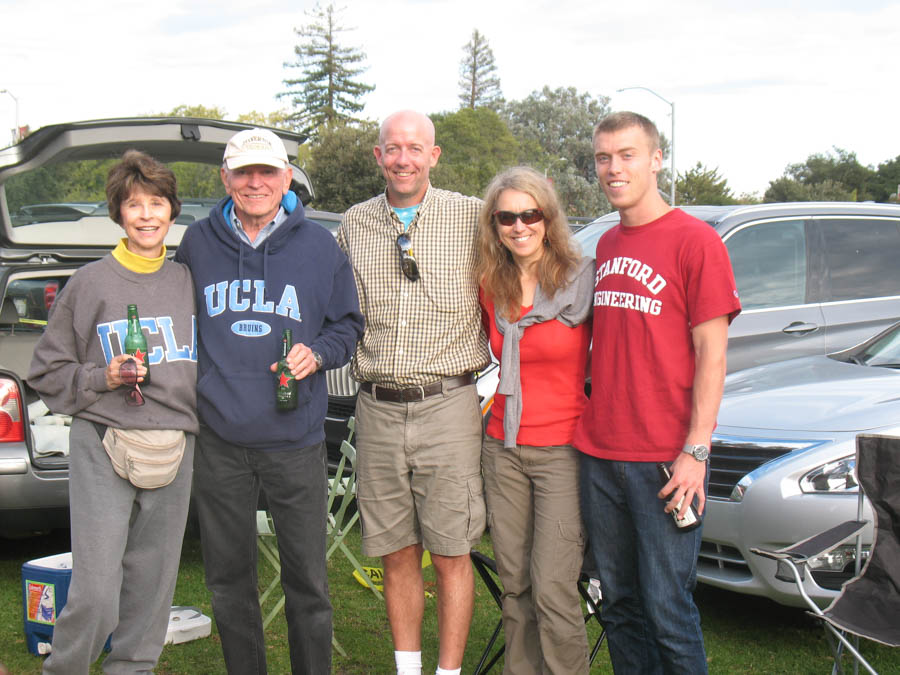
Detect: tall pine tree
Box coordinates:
(458, 29, 502, 110)
(280, 2, 374, 137)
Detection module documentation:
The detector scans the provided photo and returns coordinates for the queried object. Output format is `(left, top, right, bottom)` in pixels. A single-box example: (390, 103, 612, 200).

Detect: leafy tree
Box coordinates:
(547, 165, 611, 219)
(280, 2, 374, 136)
(162, 104, 228, 120)
(306, 120, 382, 211)
(872, 155, 900, 202)
(458, 29, 502, 110)
(503, 86, 611, 216)
(236, 109, 292, 130)
(764, 147, 876, 202)
(764, 176, 856, 202)
(430, 107, 519, 198)
(676, 162, 736, 205)
(504, 87, 609, 179)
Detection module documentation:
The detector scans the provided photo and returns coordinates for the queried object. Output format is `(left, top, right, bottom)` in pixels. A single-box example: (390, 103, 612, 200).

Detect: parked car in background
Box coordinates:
(306, 209, 342, 233)
(0, 117, 349, 538)
(575, 202, 900, 372)
(698, 321, 900, 607)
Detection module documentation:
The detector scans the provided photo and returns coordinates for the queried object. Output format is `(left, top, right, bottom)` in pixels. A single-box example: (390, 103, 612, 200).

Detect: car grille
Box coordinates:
(697, 542, 752, 581)
(325, 363, 360, 398)
(328, 395, 357, 419)
(709, 437, 796, 499)
(326, 363, 359, 420)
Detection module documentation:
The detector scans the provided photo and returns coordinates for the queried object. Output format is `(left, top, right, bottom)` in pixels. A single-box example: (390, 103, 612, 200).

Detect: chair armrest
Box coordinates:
(751, 519, 867, 563)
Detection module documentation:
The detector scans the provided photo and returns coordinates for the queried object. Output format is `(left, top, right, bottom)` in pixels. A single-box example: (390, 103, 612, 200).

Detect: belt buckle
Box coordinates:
(402, 385, 426, 403)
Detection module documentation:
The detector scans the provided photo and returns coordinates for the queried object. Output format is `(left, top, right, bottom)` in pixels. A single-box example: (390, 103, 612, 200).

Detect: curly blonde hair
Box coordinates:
(475, 166, 580, 321)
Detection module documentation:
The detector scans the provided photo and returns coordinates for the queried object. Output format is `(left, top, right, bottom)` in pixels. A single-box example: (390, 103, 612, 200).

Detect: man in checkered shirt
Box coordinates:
(337, 110, 490, 675)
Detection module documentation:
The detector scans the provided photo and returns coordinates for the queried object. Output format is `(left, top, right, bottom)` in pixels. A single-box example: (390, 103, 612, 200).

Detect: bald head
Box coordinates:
(374, 109, 441, 207)
(379, 110, 435, 147)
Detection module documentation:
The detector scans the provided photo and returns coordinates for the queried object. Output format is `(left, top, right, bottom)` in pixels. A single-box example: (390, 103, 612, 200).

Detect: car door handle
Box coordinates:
(782, 321, 819, 335)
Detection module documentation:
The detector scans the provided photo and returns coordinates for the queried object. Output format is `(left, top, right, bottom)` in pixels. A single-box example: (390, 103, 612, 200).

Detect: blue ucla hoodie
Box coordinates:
(175, 193, 363, 451)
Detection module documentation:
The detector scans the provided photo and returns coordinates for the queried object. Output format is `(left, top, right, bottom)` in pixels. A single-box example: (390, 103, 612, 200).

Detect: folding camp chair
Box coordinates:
(255, 509, 284, 630)
(326, 416, 382, 601)
(470, 549, 607, 674)
(751, 433, 900, 674)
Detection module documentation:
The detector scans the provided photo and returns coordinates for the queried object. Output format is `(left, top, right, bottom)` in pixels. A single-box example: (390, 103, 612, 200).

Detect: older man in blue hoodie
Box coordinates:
(175, 128, 363, 674)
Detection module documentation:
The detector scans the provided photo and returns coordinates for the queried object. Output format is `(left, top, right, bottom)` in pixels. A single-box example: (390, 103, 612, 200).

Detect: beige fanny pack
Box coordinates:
(101, 427, 186, 489)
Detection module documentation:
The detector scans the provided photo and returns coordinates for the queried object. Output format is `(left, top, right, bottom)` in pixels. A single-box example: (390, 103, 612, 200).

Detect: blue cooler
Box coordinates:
(22, 552, 72, 655)
(21, 552, 111, 656)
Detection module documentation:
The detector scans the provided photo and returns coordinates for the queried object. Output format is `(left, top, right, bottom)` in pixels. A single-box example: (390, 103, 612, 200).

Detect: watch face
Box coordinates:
(684, 443, 709, 461)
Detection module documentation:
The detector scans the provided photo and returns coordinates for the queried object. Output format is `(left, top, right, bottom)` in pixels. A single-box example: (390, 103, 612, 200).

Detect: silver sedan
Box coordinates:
(699, 322, 900, 607)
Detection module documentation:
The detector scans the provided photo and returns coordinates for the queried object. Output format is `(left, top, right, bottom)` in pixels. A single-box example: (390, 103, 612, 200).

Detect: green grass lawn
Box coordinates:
(1, 525, 898, 674)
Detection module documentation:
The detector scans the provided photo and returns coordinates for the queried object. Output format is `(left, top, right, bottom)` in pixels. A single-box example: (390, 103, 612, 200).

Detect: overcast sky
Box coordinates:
(1, 0, 897, 196)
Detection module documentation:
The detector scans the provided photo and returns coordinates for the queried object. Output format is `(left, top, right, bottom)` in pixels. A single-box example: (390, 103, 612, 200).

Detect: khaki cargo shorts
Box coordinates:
(355, 383, 486, 558)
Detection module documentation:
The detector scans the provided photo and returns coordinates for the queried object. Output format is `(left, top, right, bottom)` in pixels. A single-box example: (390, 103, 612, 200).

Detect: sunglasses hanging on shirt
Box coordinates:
(396, 233, 420, 282)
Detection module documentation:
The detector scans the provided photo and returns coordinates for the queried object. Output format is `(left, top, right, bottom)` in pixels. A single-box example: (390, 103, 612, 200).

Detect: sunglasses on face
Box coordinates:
(492, 209, 545, 227)
(119, 359, 145, 407)
(396, 233, 420, 282)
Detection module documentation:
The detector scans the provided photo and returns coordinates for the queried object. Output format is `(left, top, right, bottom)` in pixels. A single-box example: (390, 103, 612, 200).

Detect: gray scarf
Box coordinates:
(495, 256, 594, 448)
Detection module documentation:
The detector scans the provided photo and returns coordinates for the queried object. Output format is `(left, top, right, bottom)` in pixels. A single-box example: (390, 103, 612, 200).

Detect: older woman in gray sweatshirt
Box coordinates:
(28, 151, 198, 674)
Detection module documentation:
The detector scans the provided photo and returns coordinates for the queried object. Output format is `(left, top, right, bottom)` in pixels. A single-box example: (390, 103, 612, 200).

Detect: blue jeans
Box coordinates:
(579, 454, 707, 675)
(193, 426, 332, 675)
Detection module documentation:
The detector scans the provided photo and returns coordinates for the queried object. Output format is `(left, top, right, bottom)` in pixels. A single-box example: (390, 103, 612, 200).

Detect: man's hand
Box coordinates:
(269, 342, 319, 381)
(658, 451, 707, 517)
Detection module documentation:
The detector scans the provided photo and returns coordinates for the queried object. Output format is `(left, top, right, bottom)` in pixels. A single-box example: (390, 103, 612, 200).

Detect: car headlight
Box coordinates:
(799, 455, 858, 493)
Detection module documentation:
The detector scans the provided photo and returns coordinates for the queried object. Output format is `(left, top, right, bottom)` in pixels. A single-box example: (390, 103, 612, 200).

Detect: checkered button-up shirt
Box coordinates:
(337, 185, 490, 388)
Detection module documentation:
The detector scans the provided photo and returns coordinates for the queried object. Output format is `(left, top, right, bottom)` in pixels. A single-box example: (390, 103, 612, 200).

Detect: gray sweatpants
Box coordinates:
(42, 418, 194, 675)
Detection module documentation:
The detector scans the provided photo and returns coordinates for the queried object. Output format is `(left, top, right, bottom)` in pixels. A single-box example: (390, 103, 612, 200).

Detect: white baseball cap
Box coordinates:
(223, 128, 289, 170)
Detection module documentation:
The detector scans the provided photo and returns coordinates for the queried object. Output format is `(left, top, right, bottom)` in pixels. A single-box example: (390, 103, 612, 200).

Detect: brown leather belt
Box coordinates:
(360, 373, 475, 403)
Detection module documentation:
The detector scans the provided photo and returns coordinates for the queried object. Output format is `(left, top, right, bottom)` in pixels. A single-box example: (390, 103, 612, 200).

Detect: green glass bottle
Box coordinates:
(276, 329, 297, 410)
(124, 304, 150, 385)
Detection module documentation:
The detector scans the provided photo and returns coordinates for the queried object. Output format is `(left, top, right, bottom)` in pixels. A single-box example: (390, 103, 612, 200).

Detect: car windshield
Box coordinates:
(573, 217, 618, 258)
(854, 324, 900, 368)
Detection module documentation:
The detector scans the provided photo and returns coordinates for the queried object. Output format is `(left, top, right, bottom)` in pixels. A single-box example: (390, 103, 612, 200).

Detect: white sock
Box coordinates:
(395, 650, 422, 675)
(436, 668, 461, 675)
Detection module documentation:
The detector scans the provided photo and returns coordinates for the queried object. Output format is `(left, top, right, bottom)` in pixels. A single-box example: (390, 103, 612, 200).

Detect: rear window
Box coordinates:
(1, 274, 72, 331)
(724, 219, 807, 310)
(2, 159, 224, 246)
(819, 217, 900, 302)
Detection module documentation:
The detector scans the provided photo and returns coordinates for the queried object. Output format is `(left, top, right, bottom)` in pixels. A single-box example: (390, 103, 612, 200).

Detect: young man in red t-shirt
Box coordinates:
(574, 112, 741, 674)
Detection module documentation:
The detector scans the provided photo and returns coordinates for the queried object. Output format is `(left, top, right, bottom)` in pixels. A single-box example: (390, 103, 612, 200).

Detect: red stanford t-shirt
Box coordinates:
(481, 290, 591, 447)
(573, 209, 741, 462)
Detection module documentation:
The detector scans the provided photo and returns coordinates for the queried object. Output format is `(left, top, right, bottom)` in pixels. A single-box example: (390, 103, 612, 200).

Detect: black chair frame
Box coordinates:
(470, 550, 607, 674)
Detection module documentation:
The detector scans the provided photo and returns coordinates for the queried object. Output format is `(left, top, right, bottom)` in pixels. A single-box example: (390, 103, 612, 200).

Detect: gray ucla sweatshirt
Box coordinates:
(28, 254, 199, 433)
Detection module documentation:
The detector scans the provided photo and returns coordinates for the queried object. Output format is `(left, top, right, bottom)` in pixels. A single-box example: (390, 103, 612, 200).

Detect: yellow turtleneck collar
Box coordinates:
(111, 239, 166, 273)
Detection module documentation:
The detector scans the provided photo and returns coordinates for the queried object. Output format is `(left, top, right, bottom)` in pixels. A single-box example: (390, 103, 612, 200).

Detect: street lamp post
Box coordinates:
(0, 89, 19, 144)
(616, 86, 675, 206)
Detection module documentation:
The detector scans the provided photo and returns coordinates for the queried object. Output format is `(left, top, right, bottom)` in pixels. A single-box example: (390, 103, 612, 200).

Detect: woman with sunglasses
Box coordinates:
(28, 151, 198, 673)
(475, 166, 594, 675)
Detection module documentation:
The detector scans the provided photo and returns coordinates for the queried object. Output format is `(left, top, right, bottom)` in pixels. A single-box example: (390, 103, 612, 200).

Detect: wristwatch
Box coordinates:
(682, 443, 710, 462)
(312, 351, 324, 371)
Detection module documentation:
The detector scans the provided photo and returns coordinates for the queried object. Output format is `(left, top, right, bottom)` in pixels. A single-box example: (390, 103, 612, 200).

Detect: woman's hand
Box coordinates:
(105, 355, 147, 389)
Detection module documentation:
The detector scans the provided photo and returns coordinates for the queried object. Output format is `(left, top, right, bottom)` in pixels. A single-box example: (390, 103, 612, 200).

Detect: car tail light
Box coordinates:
(44, 281, 59, 311)
(0, 377, 25, 442)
